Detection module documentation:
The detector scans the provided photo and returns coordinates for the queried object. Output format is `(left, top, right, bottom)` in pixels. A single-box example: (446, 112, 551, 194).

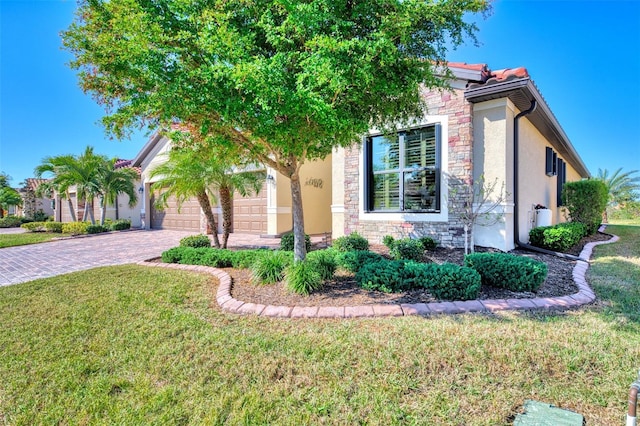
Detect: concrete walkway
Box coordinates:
(0, 230, 283, 286)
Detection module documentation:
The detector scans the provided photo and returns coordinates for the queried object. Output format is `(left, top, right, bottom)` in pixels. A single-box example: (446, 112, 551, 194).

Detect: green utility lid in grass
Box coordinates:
(514, 400, 584, 426)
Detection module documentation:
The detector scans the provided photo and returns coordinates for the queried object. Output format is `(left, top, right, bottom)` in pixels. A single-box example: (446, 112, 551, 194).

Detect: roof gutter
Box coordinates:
(513, 99, 587, 261)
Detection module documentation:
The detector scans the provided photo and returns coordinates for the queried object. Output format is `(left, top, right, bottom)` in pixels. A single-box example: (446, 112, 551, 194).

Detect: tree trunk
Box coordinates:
(219, 185, 233, 249)
(100, 197, 107, 225)
(290, 172, 306, 261)
(196, 190, 221, 248)
(84, 199, 96, 225)
(66, 191, 77, 222)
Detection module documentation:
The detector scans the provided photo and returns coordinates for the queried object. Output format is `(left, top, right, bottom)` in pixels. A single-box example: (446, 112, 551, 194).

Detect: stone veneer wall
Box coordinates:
(343, 85, 474, 248)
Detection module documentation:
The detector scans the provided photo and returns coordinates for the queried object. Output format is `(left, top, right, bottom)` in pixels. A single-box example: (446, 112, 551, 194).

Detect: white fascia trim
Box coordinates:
(359, 115, 449, 223)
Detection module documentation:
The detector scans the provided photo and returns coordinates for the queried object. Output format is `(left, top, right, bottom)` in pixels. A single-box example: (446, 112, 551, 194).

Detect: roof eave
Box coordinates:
(465, 79, 590, 178)
(132, 131, 164, 167)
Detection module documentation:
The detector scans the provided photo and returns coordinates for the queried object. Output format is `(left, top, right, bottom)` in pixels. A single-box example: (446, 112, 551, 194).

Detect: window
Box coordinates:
(556, 158, 566, 206)
(364, 125, 441, 213)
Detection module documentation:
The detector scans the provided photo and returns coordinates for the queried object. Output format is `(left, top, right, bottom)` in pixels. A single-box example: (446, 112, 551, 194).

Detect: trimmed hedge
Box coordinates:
(355, 259, 481, 300)
(0, 216, 23, 228)
(529, 222, 587, 252)
(87, 225, 109, 234)
(21, 221, 47, 232)
(44, 222, 63, 233)
(179, 234, 211, 248)
(110, 219, 132, 231)
(464, 252, 547, 292)
(160, 246, 269, 268)
(62, 222, 90, 235)
(562, 179, 608, 235)
(332, 232, 369, 252)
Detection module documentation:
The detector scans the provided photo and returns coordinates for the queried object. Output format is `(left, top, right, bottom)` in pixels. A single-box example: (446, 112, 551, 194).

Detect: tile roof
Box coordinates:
(448, 62, 530, 87)
(114, 158, 141, 176)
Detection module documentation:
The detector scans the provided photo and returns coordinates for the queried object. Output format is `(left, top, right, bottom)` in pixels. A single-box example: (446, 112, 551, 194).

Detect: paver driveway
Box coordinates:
(0, 230, 210, 286)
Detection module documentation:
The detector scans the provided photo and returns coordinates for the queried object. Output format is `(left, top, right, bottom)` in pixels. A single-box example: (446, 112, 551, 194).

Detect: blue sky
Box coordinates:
(1, 0, 639, 187)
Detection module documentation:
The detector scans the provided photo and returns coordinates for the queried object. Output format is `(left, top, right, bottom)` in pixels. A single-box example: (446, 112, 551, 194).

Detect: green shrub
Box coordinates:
(356, 259, 408, 293)
(280, 232, 311, 252)
(382, 235, 395, 249)
(87, 224, 109, 234)
(179, 234, 211, 248)
(464, 252, 548, 292)
(332, 231, 369, 252)
(285, 261, 323, 295)
(31, 210, 50, 222)
(422, 263, 481, 301)
(389, 238, 425, 261)
(335, 250, 384, 273)
(62, 222, 90, 235)
(21, 221, 47, 232)
(110, 219, 132, 231)
(306, 249, 337, 280)
(0, 216, 23, 228)
(529, 222, 586, 252)
(230, 249, 269, 268)
(419, 236, 438, 251)
(161, 247, 184, 263)
(562, 179, 608, 235)
(251, 251, 293, 284)
(44, 222, 64, 233)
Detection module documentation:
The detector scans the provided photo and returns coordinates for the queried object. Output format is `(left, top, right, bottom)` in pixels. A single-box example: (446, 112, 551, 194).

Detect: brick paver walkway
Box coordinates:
(0, 229, 283, 286)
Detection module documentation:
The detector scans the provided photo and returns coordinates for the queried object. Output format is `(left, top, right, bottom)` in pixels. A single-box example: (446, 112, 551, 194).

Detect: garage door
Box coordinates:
(150, 191, 201, 232)
(233, 183, 267, 234)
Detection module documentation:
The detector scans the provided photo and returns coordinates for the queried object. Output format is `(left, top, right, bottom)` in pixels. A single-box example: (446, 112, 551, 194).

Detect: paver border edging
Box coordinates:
(138, 229, 618, 318)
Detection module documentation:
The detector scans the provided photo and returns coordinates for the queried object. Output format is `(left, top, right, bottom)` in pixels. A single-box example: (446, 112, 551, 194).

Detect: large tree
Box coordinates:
(63, 0, 488, 260)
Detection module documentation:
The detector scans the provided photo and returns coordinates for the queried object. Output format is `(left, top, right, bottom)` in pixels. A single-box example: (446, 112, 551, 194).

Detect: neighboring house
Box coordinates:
(132, 134, 333, 236)
(15, 179, 54, 219)
(54, 160, 143, 227)
(331, 62, 589, 251)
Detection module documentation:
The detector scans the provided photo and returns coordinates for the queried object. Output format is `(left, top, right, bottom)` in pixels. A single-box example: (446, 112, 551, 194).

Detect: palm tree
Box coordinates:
(596, 168, 640, 221)
(35, 154, 80, 222)
(96, 158, 139, 225)
(149, 146, 263, 248)
(35, 147, 105, 224)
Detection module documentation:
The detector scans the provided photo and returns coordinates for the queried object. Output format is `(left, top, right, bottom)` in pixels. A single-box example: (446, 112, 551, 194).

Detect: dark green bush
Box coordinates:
(179, 234, 211, 248)
(21, 221, 47, 232)
(332, 231, 369, 252)
(280, 232, 311, 252)
(285, 261, 323, 295)
(31, 210, 50, 222)
(87, 225, 109, 234)
(161, 247, 184, 263)
(419, 236, 438, 251)
(562, 179, 608, 235)
(251, 251, 293, 284)
(464, 252, 548, 292)
(389, 238, 424, 261)
(231, 249, 269, 268)
(335, 250, 384, 273)
(306, 249, 337, 280)
(529, 222, 586, 252)
(0, 216, 23, 228)
(355, 259, 481, 300)
(110, 219, 132, 231)
(44, 222, 63, 233)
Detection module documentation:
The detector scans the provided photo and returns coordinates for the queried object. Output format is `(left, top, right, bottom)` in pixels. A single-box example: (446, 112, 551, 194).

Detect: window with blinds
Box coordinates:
(365, 125, 441, 213)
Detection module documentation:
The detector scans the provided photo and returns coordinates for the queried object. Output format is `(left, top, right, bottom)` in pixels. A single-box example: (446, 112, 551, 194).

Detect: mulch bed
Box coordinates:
(228, 232, 613, 307)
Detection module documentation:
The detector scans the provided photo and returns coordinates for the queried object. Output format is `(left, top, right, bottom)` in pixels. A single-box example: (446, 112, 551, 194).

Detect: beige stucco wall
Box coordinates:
(331, 147, 346, 239)
(267, 156, 333, 236)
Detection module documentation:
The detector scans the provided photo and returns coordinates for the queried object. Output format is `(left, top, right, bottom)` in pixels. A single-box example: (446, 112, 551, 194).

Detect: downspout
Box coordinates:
(512, 99, 586, 261)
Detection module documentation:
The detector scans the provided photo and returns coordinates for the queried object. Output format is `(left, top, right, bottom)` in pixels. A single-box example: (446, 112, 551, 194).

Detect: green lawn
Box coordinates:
(0, 225, 638, 425)
(0, 232, 71, 248)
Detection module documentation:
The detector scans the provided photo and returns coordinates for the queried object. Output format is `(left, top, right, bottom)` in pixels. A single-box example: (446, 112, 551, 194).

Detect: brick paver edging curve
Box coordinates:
(138, 229, 618, 318)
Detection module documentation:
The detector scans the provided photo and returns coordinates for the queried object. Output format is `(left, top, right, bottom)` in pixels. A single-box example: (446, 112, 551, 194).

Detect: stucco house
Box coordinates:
(16, 178, 55, 219)
(133, 62, 589, 251)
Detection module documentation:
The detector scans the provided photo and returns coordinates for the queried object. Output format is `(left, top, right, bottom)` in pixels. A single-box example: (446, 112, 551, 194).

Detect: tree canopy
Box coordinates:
(63, 0, 489, 259)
